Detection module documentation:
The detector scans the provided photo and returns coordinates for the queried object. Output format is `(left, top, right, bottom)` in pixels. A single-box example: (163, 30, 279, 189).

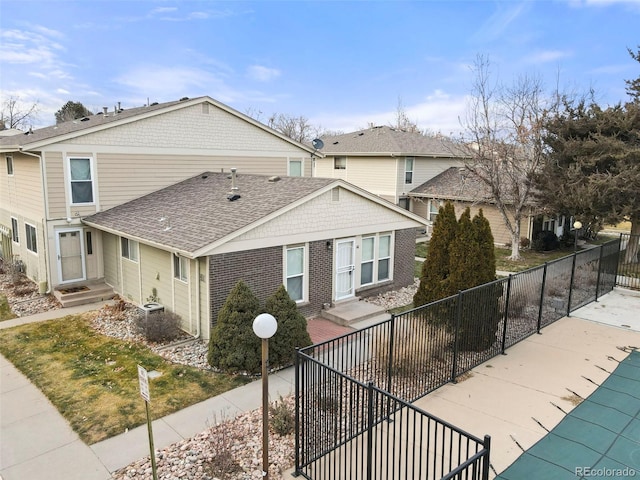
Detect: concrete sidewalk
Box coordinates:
(2, 288, 640, 479)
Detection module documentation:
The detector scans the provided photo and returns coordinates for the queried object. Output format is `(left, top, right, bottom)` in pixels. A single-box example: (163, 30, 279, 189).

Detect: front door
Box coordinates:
(335, 238, 355, 301)
(56, 229, 85, 283)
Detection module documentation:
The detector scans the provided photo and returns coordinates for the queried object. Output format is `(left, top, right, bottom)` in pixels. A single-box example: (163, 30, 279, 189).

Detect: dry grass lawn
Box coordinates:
(0, 314, 249, 444)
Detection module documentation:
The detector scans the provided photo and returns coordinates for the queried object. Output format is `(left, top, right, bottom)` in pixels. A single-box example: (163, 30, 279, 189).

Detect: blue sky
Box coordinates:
(1, 0, 639, 134)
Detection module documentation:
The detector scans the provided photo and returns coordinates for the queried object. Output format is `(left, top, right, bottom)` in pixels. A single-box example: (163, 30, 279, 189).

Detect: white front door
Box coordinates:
(335, 238, 355, 301)
(56, 229, 86, 283)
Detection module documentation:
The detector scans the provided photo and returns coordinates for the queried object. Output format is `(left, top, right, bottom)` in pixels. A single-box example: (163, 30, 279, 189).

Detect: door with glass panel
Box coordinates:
(56, 229, 85, 283)
(335, 238, 355, 301)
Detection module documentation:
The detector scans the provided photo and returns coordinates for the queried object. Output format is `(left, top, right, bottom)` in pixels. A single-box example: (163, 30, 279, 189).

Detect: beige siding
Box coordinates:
(399, 157, 462, 197)
(84, 228, 99, 280)
(121, 257, 141, 303)
(44, 152, 66, 219)
(223, 188, 423, 253)
(103, 233, 120, 288)
(1, 153, 45, 219)
(139, 244, 172, 306)
(173, 277, 190, 327)
(198, 257, 210, 339)
(314, 156, 397, 199)
(96, 153, 295, 211)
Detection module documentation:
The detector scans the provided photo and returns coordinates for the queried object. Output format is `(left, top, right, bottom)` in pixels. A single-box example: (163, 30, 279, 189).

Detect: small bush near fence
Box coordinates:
(134, 310, 183, 342)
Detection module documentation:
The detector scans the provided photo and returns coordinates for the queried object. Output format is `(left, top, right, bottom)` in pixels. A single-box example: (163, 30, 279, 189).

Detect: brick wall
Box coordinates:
(208, 240, 334, 325)
(209, 247, 283, 325)
(357, 228, 416, 299)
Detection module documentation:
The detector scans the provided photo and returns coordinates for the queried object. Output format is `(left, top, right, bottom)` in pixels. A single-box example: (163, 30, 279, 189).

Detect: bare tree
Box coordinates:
(267, 113, 317, 143)
(390, 97, 422, 133)
(0, 96, 39, 130)
(457, 55, 551, 260)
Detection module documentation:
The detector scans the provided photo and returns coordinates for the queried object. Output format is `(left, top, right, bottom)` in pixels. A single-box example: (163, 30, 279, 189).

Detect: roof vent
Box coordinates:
(151, 102, 159, 106)
(180, 97, 189, 101)
(103, 107, 108, 115)
(227, 193, 241, 202)
(230, 167, 239, 191)
(81, 117, 90, 122)
(268, 176, 281, 182)
(333, 141, 339, 145)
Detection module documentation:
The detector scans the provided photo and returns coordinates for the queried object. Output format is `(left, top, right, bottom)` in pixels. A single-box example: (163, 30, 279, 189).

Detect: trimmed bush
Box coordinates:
(533, 230, 560, 251)
(135, 310, 182, 342)
(208, 280, 261, 374)
(264, 285, 312, 369)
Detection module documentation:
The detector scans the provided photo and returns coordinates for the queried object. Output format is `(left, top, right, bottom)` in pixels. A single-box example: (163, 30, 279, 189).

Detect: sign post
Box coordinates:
(138, 365, 158, 480)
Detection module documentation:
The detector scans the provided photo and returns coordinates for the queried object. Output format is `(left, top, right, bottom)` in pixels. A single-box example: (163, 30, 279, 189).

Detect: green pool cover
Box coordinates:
(496, 349, 640, 480)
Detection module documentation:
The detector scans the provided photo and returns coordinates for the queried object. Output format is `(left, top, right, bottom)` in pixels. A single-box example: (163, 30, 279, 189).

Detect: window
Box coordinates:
(285, 245, 305, 302)
(334, 157, 346, 170)
(360, 233, 392, 285)
(428, 200, 441, 221)
(360, 237, 375, 285)
(378, 235, 391, 281)
(405, 157, 414, 184)
(11, 217, 19, 243)
(69, 157, 94, 204)
(289, 159, 303, 177)
(121, 237, 139, 262)
(25, 223, 37, 253)
(86, 231, 93, 255)
(173, 254, 188, 282)
(398, 198, 410, 210)
(6, 155, 13, 175)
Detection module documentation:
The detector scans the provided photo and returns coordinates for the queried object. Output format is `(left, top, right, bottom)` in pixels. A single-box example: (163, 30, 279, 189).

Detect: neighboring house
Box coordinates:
(0, 96, 318, 296)
(83, 171, 425, 339)
(315, 126, 466, 207)
(409, 167, 542, 245)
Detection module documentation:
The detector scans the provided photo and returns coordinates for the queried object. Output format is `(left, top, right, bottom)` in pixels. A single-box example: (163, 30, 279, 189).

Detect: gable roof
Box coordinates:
(319, 126, 467, 158)
(409, 167, 493, 203)
(83, 171, 424, 257)
(0, 96, 317, 155)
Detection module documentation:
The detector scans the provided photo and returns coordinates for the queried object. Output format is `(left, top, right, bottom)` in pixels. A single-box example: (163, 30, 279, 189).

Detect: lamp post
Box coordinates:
(252, 313, 278, 479)
(573, 220, 583, 252)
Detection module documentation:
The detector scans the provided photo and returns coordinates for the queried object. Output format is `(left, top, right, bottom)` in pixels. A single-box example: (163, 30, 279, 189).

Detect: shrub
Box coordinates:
(520, 237, 531, 249)
(269, 395, 295, 436)
(204, 412, 242, 477)
(208, 280, 261, 374)
(533, 231, 560, 252)
(264, 285, 312, 369)
(134, 310, 182, 342)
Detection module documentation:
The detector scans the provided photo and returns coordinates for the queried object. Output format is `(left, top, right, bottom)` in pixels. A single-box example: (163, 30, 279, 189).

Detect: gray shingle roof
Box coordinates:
(83, 172, 336, 255)
(319, 126, 466, 157)
(0, 98, 197, 148)
(409, 167, 493, 202)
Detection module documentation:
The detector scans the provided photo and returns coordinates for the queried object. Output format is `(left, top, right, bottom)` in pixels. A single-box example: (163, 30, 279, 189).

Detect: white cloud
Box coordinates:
(472, 3, 530, 43)
(524, 50, 572, 64)
(247, 65, 281, 82)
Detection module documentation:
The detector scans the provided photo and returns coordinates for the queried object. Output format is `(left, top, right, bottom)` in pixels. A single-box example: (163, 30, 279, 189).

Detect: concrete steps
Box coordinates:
(53, 281, 115, 308)
(320, 299, 389, 327)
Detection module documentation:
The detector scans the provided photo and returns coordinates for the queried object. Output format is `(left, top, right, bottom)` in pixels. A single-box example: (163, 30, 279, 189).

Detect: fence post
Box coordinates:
(451, 291, 463, 383)
(501, 275, 512, 354)
(537, 263, 548, 334)
(595, 244, 604, 301)
(482, 435, 492, 480)
(366, 382, 374, 480)
(567, 253, 578, 317)
(293, 349, 301, 477)
(386, 314, 396, 396)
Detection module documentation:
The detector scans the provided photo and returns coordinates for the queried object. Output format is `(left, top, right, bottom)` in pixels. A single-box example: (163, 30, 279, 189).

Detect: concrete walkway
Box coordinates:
(2, 288, 640, 479)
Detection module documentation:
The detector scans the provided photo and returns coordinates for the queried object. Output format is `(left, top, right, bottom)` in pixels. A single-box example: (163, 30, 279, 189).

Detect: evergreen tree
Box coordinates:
(448, 208, 478, 293)
(55, 101, 93, 124)
(208, 280, 261, 373)
(264, 285, 312, 368)
(473, 209, 497, 284)
(413, 201, 458, 307)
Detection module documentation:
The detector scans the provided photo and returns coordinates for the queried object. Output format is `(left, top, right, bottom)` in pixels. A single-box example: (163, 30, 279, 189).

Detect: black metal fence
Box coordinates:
(294, 239, 623, 479)
(617, 233, 640, 290)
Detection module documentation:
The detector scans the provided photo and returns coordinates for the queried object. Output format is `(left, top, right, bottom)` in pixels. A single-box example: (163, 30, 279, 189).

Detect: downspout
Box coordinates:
(21, 149, 52, 294)
(194, 258, 201, 338)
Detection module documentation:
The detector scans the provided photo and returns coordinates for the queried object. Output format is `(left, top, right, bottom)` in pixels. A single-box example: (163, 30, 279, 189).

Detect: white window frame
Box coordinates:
(121, 237, 139, 262)
(428, 199, 442, 222)
(334, 156, 346, 170)
(284, 244, 308, 303)
(25, 223, 37, 254)
(288, 159, 303, 177)
(11, 217, 19, 243)
(6, 155, 13, 176)
(359, 233, 393, 286)
(173, 254, 188, 282)
(405, 157, 414, 184)
(67, 156, 95, 205)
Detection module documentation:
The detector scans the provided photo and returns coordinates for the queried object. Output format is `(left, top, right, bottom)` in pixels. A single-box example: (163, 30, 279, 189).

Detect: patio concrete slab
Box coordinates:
(413, 314, 640, 478)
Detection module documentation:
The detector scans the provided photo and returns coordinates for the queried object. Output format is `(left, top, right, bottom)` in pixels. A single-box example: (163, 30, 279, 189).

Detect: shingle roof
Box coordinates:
(319, 126, 466, 157)
(83, 172, 336, 255)
(409, 167, 493, 202)
(0, 98, 196, 148)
